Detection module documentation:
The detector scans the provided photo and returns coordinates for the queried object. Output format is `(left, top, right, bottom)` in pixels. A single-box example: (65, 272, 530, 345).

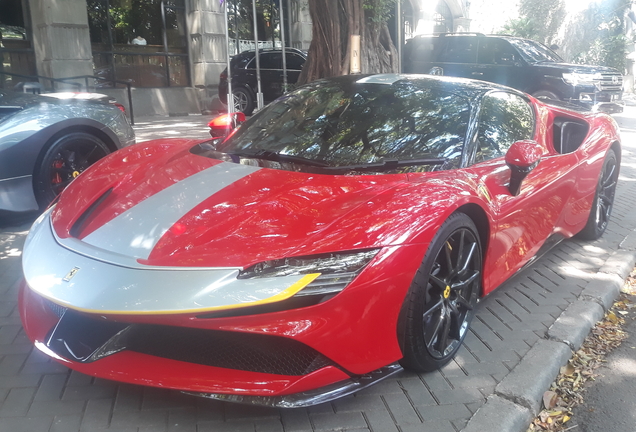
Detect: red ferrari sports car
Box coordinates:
(19, 74, 620, 407)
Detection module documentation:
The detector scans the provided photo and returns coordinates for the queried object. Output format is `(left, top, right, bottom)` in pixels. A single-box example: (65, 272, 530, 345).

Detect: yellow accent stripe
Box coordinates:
(40, 273, 322, 316)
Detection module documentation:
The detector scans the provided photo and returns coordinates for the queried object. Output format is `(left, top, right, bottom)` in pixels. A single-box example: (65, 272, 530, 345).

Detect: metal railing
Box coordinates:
(0, 71, 82, 91)
(0, 71, 136, 125)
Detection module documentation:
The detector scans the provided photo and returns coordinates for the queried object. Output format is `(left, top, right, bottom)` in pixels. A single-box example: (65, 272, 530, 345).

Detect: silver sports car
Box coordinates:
(0, 90, 135, 214)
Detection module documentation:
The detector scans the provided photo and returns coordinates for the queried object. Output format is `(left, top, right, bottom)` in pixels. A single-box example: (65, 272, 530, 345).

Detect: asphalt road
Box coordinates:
(571, 307, 636, 432)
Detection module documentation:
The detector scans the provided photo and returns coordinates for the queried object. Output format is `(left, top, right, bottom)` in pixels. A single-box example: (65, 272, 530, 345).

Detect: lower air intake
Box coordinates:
(126, 324, 337, 376)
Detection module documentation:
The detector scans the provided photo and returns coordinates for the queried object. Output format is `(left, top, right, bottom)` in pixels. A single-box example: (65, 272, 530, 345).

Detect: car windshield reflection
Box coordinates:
(216, 77, 471, 171)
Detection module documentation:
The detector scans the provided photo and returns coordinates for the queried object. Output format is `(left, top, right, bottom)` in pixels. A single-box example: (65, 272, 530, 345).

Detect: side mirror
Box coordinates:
(505, 140, 543, 196)
(208, 112, 246, 139)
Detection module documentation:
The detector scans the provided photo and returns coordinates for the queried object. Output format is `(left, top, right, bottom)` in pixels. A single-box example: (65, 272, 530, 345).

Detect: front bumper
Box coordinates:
(19, 209, 426, 402)
(567, 87, 624, 114)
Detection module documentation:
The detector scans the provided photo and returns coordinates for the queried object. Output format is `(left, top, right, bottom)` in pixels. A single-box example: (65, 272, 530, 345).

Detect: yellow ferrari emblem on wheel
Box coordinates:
(444, 285, 451, 299)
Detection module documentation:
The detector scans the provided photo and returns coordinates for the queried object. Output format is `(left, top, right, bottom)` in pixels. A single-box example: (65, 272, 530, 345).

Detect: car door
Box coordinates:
(257, 52, 283, 102)
(466, 92, 578, 292)
(472, 38, 529, 90)
(430, 36, 478, 79)
(284, 52, 305, 87)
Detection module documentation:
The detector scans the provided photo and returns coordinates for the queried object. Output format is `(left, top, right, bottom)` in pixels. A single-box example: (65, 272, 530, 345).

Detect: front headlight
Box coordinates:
(238, 249, 380, 297)
(562, 72, 601, 87)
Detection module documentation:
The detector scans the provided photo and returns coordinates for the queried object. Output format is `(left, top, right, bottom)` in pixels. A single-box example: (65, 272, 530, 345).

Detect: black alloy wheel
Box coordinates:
(232, 87, 255, 116)
(34, 132, 110, 208)
(399, 213, 482, 372)
(577, 149, 618, 240)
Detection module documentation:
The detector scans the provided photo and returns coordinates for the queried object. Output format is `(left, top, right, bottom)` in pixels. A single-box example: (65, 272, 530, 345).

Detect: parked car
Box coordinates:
(20, 74, 619, 407)
(0, 90, 135, 214)
(218, 48, 307, 115)
(403, 33, 624, 113)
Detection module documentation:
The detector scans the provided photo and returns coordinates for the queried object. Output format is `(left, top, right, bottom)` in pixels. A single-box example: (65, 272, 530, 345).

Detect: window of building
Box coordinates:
(433, 1, 453, 33)
(0, 0, 36, 89)
(87, 0, 189, 88)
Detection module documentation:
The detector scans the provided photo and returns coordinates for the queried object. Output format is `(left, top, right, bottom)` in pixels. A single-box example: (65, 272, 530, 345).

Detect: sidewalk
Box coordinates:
(0, 110, 635, 432)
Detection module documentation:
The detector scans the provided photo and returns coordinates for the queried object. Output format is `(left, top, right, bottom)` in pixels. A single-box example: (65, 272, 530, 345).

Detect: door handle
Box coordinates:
(472, 72, 484, 76)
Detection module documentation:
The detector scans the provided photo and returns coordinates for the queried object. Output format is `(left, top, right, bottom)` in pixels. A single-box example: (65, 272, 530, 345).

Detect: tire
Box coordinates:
(34, 132, 111, 208)
(232, 87, 255, 116)
(398, 213, 482, 372)
(577, 149, 618, 240)
(532, 90, 560, 101)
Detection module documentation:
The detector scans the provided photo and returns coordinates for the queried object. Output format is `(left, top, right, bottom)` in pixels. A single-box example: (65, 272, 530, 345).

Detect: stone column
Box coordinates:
(188, 0, 227, 111)
(29, 0, 93, 87)
(289, 0, 311, 50)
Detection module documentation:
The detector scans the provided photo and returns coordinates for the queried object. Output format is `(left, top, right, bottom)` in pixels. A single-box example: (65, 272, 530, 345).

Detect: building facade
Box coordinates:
(0, 0, 468, 117)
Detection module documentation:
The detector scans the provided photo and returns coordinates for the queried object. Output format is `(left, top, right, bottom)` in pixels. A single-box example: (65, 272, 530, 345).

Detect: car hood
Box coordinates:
(49, 139, 455, 269)
(534, 62, 621, 75)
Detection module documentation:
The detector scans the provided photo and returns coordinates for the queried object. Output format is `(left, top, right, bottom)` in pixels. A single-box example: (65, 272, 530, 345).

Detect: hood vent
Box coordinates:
(69, 188, 113, 238)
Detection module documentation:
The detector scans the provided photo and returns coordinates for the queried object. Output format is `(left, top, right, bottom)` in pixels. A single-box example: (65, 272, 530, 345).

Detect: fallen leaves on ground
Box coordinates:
(622, 268, 636, 295)
(526, 294, 633, 431)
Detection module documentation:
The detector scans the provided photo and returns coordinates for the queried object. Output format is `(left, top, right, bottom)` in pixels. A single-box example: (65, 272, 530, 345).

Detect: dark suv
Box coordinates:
(218, 48, 307, 115)
(403, 33, 624, 113)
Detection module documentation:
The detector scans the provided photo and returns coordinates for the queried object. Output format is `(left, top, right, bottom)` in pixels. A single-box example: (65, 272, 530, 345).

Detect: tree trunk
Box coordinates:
(298, 0, 398, 85)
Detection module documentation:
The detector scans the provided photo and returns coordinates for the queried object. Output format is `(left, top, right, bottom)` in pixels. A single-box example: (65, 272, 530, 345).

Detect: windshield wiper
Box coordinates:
(323, 158, 448, 172)
(229, 150, 330, 167)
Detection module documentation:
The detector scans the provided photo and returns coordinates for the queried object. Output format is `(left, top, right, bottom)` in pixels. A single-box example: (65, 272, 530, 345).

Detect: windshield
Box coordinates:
(508, 39, 563, 63)
(217, 78, 472, 170)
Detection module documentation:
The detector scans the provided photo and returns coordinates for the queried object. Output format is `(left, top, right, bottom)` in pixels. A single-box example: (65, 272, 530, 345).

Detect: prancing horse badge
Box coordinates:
(63, 267, 80, 282)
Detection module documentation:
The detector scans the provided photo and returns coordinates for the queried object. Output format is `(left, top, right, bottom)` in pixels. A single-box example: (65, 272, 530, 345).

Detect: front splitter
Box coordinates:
(184, 362, 404, 408)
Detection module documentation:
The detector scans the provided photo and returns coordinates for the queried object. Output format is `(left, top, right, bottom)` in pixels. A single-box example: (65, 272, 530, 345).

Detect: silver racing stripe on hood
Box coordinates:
(22, 212, 319, 314)
(82, 161, 261, 259)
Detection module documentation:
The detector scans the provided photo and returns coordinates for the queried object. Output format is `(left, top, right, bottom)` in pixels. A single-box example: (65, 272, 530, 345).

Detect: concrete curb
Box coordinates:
(462, 395, 533, 432)
(462, 238, 636, 432)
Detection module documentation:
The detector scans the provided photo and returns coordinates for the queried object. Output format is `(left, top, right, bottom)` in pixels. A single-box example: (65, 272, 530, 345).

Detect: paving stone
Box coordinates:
(310, 411, 367, 431)
(416, 403, 473, 421)
(0, 415, 53, 432)
(254, 418, 286, 432)
(28, 399, 86, 417)
(382, 392, 422, 426)
(34, 374, 67, 401)
(67, 370, 93, 387)
(113, 385, 143, 412)
(445, 374, 498, 390)
(430, 387, 485, 405)
(110, 408, 169, 429)
(167, 406, 198, 432)
(81, 398, 114, 429)
(62, 382, 118, 402)
(333, 394, 386, 413)
(397, 377, 437, 407)
(50, 414, 82, 432)
(197, 420, 256, 432)
(0, 387, 36, 417)
(0, 353, 27, 376)
(361, 406, 399, 432)
(280, 408, 313, 431)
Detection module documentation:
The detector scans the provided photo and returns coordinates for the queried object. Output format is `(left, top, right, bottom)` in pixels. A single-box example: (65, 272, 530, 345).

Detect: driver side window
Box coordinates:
(475, 92, 534, 163)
